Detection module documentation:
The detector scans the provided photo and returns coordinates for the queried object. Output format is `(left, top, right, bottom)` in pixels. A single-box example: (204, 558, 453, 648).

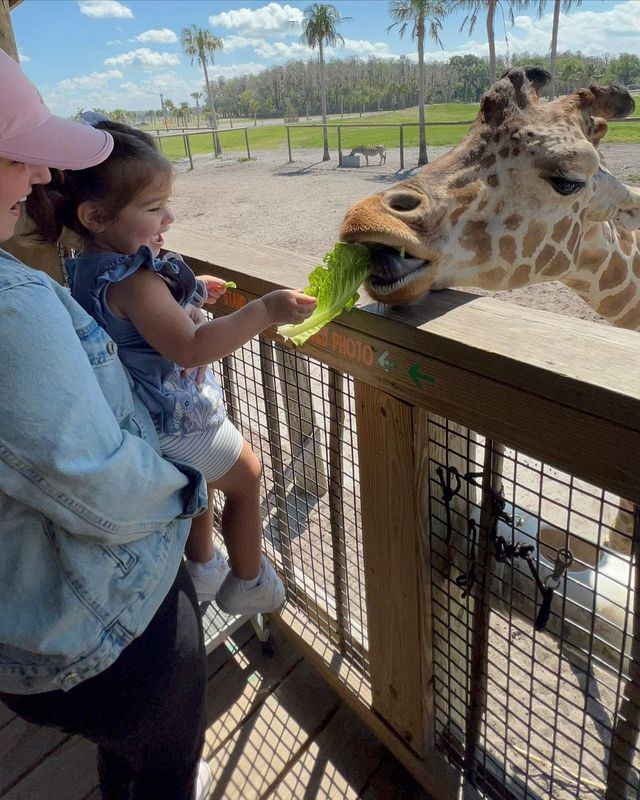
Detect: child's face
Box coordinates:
(98, 174, 174, 257)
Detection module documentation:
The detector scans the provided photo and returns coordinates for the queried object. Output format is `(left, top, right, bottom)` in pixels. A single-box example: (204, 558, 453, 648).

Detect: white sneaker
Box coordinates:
(196, 759, 212, 800)
(215, 555, 286, 616)
(186, 549, 229, 602)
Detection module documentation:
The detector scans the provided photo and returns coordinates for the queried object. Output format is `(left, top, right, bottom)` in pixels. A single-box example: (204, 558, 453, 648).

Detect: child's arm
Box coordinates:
(108, 268, 316, 368)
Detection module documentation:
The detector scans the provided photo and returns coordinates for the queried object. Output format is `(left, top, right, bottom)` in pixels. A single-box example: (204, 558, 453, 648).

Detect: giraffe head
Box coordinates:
(340, 67, 640, 306)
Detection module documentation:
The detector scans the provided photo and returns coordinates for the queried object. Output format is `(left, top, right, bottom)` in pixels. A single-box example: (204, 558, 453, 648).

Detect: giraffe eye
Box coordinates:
(548, 176, 585, 196)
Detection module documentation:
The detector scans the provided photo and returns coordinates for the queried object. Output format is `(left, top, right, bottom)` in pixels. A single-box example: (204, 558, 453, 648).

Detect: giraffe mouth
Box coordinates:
(364, 244, 431, 294)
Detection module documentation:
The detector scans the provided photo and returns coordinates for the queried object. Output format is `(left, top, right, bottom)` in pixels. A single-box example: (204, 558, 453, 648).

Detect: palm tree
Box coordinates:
(451, 1, 532, 84)
(387, 1, 446, 166)
(548, 0, 582, 99)
(300, 3, 350, 161)
(179, 102, 191, 127)
(180, 24, 223, 154)
(190, 91, 203, 127)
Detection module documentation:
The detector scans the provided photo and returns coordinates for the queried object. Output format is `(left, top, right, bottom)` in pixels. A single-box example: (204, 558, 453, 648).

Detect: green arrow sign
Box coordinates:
(377, 350, 397, 373)
(409, 363, 435, 387)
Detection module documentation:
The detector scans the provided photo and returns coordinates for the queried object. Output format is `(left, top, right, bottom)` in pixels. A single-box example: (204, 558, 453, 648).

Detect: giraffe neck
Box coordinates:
(563, 221, 640, 330)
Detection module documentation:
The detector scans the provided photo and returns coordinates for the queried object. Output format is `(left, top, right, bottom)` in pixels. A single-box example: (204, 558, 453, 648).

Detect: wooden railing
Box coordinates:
(166, 226, 640, 800)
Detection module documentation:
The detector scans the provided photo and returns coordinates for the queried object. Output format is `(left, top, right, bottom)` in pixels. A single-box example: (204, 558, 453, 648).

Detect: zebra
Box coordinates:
(348, 145, 386, 165)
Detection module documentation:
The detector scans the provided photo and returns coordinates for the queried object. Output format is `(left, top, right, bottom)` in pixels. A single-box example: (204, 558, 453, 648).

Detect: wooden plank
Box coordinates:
(205, 659, 340, 800)
(0, 702, 15, 729)
(354, 381, 424, 755)
(361, 751, 436, 800)
(204, 625, 301, 755)
(0, 0, 18, 61)
(266, 704, 387, 799)
(274, 611, 466, 800)
(2, 736, 97, 800)
(0, 718, 67, 794)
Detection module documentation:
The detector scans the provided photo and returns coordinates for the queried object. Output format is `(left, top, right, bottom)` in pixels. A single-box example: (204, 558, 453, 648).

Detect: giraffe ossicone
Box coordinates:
(341, 67, 639, 555)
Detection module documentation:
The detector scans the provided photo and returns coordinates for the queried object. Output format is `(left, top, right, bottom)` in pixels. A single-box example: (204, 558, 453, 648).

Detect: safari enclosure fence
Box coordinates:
(154, 117, 640, 171)
(166, 225, 640, 800)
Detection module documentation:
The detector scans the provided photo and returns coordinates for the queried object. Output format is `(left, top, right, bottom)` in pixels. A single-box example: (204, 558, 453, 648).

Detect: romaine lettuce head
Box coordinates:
(277, 242, 370, 347)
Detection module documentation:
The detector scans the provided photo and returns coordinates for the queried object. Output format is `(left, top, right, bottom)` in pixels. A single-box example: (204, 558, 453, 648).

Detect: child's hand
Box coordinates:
(200, 275, 229, 304)
(262, 289, 316, 325)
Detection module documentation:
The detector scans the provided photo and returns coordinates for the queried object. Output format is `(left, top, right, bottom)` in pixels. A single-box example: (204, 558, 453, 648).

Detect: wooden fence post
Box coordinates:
(244, 128, 251, 159)
(286, 126, 293, 163)
(399, 125, 404, 170)
(183, 134, 193, 170)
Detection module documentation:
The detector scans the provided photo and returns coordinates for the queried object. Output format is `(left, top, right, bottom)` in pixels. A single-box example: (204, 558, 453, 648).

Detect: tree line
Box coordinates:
(92, 1, 640, 167)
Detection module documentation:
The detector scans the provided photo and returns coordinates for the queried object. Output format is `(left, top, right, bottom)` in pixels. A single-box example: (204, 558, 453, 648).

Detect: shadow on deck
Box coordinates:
(0, 620, 433, 800)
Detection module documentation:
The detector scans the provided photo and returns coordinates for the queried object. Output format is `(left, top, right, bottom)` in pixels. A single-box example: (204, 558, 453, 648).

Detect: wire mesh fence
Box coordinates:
(207, 326, 640, 800)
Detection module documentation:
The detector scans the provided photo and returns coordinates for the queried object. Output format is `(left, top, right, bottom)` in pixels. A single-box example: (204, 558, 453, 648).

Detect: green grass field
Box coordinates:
(155, 102, 640, 161)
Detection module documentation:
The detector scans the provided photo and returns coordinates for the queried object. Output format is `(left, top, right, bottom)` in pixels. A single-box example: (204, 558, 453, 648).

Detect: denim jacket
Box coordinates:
(0, 250, 207, 695)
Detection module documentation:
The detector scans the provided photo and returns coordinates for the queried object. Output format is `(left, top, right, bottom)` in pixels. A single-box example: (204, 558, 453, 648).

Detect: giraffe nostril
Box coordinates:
(383, 189, 424, 213)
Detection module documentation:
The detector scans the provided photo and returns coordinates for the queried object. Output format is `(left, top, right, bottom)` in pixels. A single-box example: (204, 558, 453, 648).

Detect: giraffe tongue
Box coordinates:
(368, 245, 427, 281)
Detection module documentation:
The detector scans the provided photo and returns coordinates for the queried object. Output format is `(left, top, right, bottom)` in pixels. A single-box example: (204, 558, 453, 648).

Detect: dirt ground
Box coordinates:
(170, 142, 639, 323)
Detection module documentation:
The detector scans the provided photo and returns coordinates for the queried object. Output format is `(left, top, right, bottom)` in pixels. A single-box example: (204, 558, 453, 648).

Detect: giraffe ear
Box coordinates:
(587, 84, 635, 119)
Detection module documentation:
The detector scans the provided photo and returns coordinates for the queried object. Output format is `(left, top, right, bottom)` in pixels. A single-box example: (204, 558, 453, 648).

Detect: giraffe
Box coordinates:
(340, 66, 640, 554)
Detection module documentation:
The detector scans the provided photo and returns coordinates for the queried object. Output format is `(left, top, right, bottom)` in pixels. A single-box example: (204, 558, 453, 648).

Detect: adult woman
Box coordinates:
(0, 50, 212, 800)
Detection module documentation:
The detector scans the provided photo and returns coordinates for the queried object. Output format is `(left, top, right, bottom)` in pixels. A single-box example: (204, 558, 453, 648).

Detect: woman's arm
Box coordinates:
(0, 278, 207, 543)
(109, 268, 316, 368)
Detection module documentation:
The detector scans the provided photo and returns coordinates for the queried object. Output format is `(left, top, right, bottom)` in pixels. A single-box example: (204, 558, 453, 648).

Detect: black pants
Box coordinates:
(1, 562, 207, 800)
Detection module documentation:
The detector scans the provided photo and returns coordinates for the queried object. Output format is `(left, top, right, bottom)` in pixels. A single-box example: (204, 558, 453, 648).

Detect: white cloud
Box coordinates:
(18, 50, 30, 63)
(423, 0, 640, 63)
(134, 28, 177, 44)
(329, 38, 395, 59)
(210, 2, 303, 38)
(105, 48, 180, 70)
(78, 0, 133, 19)
(57, 69, 123, 91)
(508, 1, 640, 58)
(207, 62, 267, 79)
(222, 36, 310, 60)
(223, 34, 397, 62)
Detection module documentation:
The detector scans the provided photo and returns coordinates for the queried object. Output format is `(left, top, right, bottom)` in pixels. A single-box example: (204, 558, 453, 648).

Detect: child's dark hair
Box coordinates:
(25, 120, 173, 244)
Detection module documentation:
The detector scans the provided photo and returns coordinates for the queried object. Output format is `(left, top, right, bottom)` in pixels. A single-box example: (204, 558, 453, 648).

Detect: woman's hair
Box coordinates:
(25, 120, 174, 244)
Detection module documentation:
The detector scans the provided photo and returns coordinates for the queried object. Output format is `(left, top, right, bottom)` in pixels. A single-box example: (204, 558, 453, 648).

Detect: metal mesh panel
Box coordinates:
(428, 417, 639, 800)
(209, 334, 368, 675)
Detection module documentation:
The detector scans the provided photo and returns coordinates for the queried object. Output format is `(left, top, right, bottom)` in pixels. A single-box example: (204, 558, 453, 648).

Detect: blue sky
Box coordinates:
(11, 0, 640, 116)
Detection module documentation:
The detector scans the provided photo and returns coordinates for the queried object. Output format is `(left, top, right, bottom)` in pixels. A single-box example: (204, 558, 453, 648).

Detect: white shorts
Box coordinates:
(158, 417, 244, 483)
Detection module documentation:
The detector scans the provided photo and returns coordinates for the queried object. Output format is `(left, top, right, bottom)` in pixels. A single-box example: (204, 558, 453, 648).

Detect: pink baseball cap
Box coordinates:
(0, 50, 113, 169)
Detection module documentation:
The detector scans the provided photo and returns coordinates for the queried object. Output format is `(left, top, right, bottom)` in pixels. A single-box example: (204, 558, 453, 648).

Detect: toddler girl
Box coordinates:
(27, 120, 316, 615)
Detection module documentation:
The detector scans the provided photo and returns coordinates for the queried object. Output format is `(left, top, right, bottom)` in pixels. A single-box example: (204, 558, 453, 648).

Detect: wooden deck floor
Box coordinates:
(0, 620, 434, 800)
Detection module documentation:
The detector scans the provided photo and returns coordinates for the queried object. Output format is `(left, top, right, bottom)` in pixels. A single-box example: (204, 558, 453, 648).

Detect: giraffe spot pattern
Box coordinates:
(481, 267, 507, 288)
(507, 264, 531, 288)
(523, 220, 548, 258)
(598, 281, 636, 318)
(499, 235, 517, 263)
(599, 252, 628, 291)
(551, 218, 571, 243)
(504, 213, 522, 231)
(535, 244, 557, 272)
(581, 248, 609, 274)
(460, 220, 492, 263)
(541, 250, 571, 277)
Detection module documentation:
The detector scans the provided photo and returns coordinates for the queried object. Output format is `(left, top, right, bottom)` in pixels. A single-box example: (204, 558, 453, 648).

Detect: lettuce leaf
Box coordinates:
(277, 243, 370, 347)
